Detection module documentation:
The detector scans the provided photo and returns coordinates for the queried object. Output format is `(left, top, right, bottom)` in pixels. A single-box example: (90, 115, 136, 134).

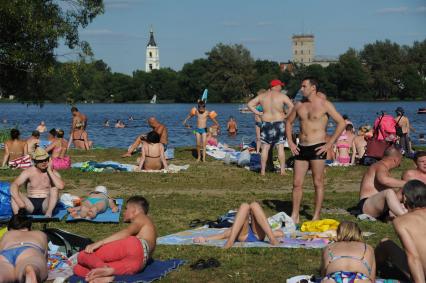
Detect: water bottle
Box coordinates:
(224, 153, 231, 165)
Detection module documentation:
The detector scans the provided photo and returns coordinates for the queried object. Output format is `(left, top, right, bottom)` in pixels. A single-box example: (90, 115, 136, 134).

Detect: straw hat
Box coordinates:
(32, 148, 49, 160)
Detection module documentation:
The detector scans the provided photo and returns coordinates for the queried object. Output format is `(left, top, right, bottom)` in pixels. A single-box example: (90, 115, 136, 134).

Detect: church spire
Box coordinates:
(147, 26, 157, 47)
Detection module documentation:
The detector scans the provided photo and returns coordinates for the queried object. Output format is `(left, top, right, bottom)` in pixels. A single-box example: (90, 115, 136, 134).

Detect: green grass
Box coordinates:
(0, 148, 416, 282)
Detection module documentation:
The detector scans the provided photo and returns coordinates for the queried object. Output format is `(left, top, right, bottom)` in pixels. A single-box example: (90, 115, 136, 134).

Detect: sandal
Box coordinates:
(206, 257, 220, 268)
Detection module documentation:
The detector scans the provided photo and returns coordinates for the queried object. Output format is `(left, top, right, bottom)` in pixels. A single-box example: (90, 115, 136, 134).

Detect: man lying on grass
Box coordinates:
(74, 196, 157, 282)
(193, 202, 283, 249)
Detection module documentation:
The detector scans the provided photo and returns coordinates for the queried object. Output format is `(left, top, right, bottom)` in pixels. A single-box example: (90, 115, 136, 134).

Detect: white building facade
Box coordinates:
(145, 28, 160, 72)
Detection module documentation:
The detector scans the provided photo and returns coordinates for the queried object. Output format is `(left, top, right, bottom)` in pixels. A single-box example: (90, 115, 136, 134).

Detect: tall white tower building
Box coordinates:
(145, 27, 160, 72)
(292, 34, 315, 64)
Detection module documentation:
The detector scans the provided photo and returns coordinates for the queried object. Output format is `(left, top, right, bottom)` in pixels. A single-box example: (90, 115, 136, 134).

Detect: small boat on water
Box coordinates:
(238, 104, 251, 113)
(150, 95, 157, 104)
(418, 108, 426, 114)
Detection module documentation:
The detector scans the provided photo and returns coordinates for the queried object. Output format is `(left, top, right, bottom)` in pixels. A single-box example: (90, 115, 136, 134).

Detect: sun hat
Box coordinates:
(95, 185, 108, 195)
(32, 148, 49, 161)
(270, 79, 285, 88)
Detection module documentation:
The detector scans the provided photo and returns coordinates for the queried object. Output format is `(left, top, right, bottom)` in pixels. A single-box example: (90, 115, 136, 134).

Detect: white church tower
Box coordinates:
(145, 27, 160, 72)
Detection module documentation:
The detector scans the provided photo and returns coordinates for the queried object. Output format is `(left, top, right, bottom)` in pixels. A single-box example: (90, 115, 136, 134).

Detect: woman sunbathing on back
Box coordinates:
(68, 186, 118, 219)
(193, 202, 283, 249)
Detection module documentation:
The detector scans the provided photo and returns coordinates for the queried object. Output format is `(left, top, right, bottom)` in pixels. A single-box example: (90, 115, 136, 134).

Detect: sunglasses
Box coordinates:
(35, 158, 49, 163)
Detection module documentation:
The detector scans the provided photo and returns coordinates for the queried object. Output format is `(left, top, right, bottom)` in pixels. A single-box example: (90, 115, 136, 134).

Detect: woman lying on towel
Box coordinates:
(320, 221, 376, 283)
(193, 202, 283, 249)
(45, 129, 71, 170)
(68, 186, 118, 219)
(136, 131, 168, 171)
(1, 129, 30, 169)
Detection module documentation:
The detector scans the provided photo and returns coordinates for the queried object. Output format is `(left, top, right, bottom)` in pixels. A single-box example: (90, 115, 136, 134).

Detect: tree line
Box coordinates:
(1, 1, 425, 103)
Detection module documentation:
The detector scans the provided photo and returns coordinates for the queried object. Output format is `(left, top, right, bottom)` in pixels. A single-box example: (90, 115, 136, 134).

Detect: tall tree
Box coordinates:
(0, 0, 104, 102)
(206, 43, 256, 102)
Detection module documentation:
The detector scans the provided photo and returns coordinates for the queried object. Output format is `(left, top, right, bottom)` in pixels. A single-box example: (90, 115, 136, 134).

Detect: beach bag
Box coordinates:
(0, 182, 12, 218)
(43, 226, 93, 257)
(365, 113, 392, 160)
(52, 156, 71, 170)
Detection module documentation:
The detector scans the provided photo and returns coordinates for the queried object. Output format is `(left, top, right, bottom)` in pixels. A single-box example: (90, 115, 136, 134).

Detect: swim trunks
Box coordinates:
(295, 143, 327, 161)
(260, 121, 285, 145)
(28, 197, 46, 215)
(357, 197, 389, 220)
(195, 128, 207, 134)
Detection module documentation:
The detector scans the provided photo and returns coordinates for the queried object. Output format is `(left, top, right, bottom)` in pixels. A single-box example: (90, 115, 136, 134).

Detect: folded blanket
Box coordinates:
(72, 161, 189, 173)
(69, 259, 185, 283)
(157, 227, 329, 249)
(139, 164, 190, 173)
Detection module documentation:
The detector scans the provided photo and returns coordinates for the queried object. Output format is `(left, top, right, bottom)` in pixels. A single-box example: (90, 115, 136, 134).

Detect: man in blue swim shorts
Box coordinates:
(248, 79, 294, 175)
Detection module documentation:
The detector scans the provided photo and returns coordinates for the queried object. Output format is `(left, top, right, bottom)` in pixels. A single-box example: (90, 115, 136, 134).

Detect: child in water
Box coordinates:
(183, 100, 219, 162)
(68, 186, 118, 219)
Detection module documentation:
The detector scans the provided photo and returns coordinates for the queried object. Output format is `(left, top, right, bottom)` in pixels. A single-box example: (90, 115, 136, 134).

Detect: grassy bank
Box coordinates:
(0, 148, 417, 282)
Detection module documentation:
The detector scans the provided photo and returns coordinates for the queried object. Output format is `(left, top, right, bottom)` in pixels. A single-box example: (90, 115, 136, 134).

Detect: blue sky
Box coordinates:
(56, 0, 426, 74)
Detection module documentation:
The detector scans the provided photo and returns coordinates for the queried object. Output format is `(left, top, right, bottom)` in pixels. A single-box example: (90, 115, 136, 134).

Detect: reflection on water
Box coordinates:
(0, 102, 425, 148)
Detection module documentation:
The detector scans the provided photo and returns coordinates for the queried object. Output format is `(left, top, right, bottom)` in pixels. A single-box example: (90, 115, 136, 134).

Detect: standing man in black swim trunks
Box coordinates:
(248, 80, 294, 175)
(286, 77, 345, 224)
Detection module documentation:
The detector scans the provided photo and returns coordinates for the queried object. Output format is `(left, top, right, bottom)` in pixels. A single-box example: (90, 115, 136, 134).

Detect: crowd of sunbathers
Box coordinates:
(1, 77, 426, 282)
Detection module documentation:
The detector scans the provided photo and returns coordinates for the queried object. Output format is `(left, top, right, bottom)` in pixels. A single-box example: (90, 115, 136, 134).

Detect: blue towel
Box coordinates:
(30, 202, 68, 221)
(66, 199, 123, 223)
(69, 259, 185, 283)
(0, 182, 12, 218)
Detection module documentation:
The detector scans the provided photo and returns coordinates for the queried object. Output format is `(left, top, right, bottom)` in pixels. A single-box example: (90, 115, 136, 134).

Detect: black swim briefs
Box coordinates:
(357, 197, 389, 220)
(29, 197, 46, 215)
(295, 143, 327, 161)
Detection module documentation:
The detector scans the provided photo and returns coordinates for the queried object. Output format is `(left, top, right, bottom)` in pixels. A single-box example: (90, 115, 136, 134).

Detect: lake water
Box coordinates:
(0, 102, 425, 148)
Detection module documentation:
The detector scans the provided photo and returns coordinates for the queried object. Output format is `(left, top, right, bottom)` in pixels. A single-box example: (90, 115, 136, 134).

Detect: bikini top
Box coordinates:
(327, 243, 372, 276)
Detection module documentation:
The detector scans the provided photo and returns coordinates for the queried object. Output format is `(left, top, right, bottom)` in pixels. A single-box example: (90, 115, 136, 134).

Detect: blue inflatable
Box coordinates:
(0, 182, 12, 218)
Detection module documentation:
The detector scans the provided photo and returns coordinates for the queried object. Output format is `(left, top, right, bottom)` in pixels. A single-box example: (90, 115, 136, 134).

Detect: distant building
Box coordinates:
(292, 34, 315, 64)
(145, 27, 160, 72)
(291, 34, 337, 67)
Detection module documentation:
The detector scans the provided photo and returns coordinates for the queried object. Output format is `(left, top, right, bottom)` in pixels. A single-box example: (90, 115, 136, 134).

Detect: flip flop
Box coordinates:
(190, 259, 207, 270)
(206, 258, 220, 268)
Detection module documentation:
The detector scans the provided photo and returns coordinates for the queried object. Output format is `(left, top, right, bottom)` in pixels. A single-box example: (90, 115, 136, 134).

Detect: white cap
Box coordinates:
(95, 185, 108, 195)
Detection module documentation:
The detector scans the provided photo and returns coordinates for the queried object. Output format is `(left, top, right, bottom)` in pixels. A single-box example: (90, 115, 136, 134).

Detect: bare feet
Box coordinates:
(44, 211, 53, 218)
(24, 265, 37, 283)
(291, 214, 300, 225)
(70, 210, 81, 219)
(86, 267, 114, 282)
(121, 153, 131, 157)
(270, 238, 280, 246)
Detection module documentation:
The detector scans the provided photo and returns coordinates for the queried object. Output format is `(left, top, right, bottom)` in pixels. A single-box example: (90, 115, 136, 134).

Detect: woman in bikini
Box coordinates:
(193, 202, 283, 249)
(321, 221, 376, 283)
(137, 131, 168, 170)
(72, 122, 92, 150)
(2, 129, 29, 168)
(68, 186, 118, 219)
(45, 129, 70, 170)
(0, 214, 48, 283)
(335, 134, 352, 165)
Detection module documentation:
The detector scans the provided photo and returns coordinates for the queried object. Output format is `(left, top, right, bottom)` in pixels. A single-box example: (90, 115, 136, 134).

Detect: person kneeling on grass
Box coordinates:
(67, 186, 118, 219)
(375, 180, 426, 283)
(320, 221, 376, 283)
(193, 202, 283, 249)
(74, 196, 157, 282)
(0, 213, 48, 283)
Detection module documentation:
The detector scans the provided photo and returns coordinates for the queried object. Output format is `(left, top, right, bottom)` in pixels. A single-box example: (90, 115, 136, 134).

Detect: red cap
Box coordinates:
(270, 79, 285, 88)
